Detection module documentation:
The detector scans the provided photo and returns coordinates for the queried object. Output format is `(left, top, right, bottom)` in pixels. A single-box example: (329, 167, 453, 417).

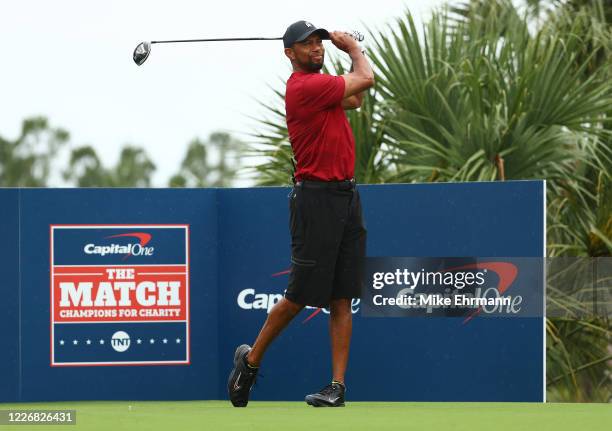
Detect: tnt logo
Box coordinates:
(111, 331, 131, 352)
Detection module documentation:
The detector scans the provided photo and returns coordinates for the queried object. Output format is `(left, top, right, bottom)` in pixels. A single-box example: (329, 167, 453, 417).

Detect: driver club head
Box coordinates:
(133, 41, 151, 66)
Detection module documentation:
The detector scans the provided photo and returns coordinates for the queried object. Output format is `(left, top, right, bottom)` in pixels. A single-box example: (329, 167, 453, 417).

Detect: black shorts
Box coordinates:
(285, 180, 367, 308)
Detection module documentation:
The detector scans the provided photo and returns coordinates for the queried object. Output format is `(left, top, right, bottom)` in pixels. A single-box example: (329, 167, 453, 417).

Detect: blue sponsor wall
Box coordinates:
(14, 189, 219, 401)
(0, 190, 20, 402)
(0, 181, 545, 402)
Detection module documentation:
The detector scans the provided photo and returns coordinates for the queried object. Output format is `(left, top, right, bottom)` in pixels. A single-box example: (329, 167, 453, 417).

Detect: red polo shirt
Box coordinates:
(285, 71, 355, 181)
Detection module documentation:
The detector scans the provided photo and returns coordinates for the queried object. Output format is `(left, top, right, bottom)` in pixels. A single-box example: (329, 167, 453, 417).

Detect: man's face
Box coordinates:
(285, 33, 325, 72)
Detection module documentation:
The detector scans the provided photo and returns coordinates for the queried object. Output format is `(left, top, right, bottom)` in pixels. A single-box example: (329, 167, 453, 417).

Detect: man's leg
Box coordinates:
(327, 188, 365, 384)
(304, 297, 351, 407)
(228, 297, 304, 407)
(329, 298, 352, 383)
(247, 297, 304, 366)
(305, 188, 363, 407)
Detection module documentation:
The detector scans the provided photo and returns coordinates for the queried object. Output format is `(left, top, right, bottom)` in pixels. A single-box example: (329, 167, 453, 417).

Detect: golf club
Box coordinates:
(133, 31, 365, 66)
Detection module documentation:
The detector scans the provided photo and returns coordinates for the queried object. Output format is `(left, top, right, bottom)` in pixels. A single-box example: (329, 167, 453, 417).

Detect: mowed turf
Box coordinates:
(0, 401, 610, 431)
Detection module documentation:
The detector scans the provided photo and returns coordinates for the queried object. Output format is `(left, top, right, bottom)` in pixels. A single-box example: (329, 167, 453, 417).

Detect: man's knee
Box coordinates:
(329, 298, 352, 315)
(275, 297, 305, 316)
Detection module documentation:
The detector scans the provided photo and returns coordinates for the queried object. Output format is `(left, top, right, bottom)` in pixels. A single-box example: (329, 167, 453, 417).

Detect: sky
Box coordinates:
(0, 0, 447, 186)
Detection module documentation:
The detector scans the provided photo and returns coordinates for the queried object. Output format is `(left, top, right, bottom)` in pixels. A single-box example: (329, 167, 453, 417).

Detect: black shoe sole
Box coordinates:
(305, 396, 345, 407)
(228, 344, 251, 407)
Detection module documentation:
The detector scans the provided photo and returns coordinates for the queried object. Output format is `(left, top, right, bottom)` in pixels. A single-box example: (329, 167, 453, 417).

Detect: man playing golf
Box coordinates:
(228, 20, 374, 408)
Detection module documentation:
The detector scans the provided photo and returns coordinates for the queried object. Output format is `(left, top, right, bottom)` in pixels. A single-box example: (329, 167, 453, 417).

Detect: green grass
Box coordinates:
(0, 401, 610, 431)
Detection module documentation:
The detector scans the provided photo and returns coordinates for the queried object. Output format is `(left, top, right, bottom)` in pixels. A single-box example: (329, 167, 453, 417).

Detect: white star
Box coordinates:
(149, 339, 155, 344)
(86, 339, 91, 345)
(162, 338, 168, 344)
(136, 339, 142, 344)
(73, 339, 78, 345)
(59, 340, 64, 345)
(175, 338, 181, 344)
(100, 339, 105, 345)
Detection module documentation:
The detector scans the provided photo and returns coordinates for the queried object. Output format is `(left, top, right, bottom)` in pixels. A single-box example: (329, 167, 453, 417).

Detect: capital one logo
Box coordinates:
(236, 267, 360, 322)
(236, 287, 360, 323)
(84, 232, 154, 259)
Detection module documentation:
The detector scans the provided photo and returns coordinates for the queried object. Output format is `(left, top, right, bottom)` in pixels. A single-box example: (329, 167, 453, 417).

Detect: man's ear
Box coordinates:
(284, 47, 296, 61)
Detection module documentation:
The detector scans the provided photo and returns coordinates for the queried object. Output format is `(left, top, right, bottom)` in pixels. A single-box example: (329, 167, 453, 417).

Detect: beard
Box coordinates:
(307, 61, 324, 71)
(299, 54, 324, 72)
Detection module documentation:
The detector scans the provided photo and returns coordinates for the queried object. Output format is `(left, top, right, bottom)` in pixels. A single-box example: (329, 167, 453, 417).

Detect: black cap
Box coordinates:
(283, 20, 330, 48)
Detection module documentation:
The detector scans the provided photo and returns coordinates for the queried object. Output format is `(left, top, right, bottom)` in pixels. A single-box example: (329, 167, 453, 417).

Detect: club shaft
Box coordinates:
(151, 37, 283, 44)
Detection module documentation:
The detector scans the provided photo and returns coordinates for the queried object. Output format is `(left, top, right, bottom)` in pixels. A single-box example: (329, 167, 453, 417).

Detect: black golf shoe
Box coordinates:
(227, 344, 259, 407)
(305, 381, 346, 407)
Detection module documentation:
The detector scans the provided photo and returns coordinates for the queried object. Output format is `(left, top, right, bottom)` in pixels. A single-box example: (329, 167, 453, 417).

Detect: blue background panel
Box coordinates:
(18, 189, 218, 401)
(0, 181, 544, 402)
(217, 181, 544, 402)
(0, 189, 20, 402)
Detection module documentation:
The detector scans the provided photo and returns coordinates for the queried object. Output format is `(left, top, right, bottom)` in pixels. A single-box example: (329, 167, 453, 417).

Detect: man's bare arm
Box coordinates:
(342, 61, 367, 110)
(329, 31, 375, 98)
